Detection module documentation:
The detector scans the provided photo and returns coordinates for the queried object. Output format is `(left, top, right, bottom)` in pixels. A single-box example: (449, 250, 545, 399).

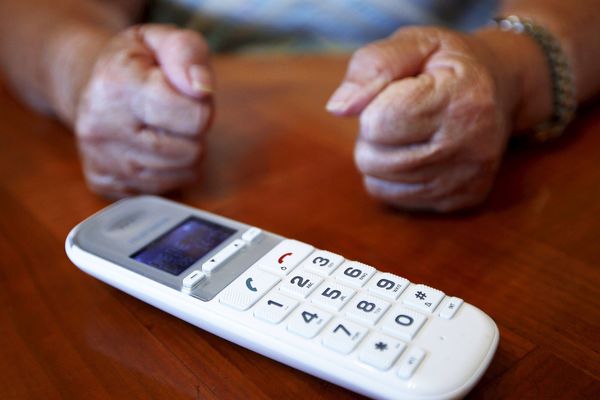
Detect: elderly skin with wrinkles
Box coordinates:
(1, 0, 600, 211)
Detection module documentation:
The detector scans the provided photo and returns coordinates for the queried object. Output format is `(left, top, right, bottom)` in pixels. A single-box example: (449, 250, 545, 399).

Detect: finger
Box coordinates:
(326, 27, 440, 116)
(79, 137, 201, 177)
(358, 73, 447, 146)
(354, 138, 456, 178)
(387, 173, 492, 212)
(85, 167, 197, 198)
(362, 162, 483, 207)
(139, 24, 213, 98)
(132, 68, 211, 136)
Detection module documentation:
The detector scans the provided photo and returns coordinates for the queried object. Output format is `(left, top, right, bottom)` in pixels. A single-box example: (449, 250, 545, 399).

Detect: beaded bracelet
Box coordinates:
(494, 15, 576, 142)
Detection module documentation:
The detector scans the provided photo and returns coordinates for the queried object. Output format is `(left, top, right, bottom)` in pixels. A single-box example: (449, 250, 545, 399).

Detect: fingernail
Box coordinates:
(326, 82, 358, 113)
(189, 65, 213, 94)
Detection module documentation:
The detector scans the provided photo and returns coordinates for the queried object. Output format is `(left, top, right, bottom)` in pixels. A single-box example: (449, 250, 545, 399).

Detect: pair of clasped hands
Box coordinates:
(78, 25, 511, 212)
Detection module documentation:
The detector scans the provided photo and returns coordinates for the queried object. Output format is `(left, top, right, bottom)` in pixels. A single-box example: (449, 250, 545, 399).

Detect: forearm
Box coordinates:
(473, 0, 600, 133)
(0, 0, 145, 125)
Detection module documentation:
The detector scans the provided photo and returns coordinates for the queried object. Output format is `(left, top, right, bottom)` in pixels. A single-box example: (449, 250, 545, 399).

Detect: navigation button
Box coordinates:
(202, 239, 246, 274)
(241, 227, 262, 244)
(181, 270, 206, 292)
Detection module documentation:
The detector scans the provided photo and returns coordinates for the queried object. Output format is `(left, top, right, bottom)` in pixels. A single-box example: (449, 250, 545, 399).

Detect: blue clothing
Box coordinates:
(148, 0, 498, 52)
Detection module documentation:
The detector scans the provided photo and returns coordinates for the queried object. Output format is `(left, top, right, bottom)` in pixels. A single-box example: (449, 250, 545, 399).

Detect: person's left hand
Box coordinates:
(327, 27, 516, 212)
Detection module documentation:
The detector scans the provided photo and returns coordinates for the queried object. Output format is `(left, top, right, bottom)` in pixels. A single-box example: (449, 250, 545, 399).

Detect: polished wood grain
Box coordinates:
(0, 54, 599, 399)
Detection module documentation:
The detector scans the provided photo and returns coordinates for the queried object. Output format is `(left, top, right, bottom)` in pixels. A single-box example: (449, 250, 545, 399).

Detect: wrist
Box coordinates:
(44, 23, 114, 127)
(472, 28, 553, 135)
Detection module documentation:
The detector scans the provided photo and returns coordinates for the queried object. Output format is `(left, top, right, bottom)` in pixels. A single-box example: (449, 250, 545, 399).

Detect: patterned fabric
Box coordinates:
(147, 0, 498, 52)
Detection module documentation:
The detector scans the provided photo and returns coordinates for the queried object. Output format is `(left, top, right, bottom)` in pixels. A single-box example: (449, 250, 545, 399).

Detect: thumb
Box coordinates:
(326, 28, 440, 116)
(139, 24, 213, 99)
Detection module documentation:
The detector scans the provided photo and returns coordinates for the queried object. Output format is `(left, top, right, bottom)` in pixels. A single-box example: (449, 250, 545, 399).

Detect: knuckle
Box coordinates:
(350, 44, 390, 78)
(168, 29, 208, 52)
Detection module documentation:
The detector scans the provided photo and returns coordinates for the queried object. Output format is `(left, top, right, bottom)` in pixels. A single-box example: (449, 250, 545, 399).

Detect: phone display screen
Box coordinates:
(131, 217, 236, 275)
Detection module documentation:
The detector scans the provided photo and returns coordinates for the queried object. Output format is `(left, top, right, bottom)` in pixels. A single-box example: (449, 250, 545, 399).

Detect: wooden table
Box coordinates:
(1, 55, 599, 399)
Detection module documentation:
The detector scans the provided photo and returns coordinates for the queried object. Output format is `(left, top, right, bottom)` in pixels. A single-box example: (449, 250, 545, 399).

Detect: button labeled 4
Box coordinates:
(288, 305, 332, 338)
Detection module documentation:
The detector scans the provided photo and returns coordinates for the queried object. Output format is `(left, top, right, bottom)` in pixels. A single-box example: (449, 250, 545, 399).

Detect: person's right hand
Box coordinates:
(75, 24, 214, 198)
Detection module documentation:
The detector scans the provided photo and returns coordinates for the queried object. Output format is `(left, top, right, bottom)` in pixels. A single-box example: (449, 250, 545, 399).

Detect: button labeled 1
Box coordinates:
(219, 269, 279, 311)
(254, 293, 298, 324)
(257, 240, 314, 276)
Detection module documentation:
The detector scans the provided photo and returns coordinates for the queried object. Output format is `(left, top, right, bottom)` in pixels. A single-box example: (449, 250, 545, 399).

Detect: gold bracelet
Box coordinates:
(494, 15, 576, 142)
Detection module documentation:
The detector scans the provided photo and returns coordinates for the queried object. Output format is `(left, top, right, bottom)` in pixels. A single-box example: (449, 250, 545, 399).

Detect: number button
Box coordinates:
(322, 319, 368, 354)
(359, 333, 406, 371)
(346, 294, 391, 325)
(381, 306, 427, 341)
(366, 272, 410, 300)
(301, 250, 344, 276)
(402, 284, 445, 314)
(333, 261, 376, 288)
(279, 270, 323, 299)
(288, 305, 332, 338)
(257, 240, 314, 276)
(397, 347, 426, 379)
(219, 269, 280, 311)
(310, 282, 355, 311)
(253, 293, 298, 324)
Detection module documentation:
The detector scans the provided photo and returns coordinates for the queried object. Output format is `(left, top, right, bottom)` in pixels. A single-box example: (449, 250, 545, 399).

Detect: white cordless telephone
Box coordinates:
(66, 196, 498, 400)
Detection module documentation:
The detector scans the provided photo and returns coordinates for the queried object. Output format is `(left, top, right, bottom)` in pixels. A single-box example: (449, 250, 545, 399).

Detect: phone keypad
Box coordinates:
(220, 241, 465, 381)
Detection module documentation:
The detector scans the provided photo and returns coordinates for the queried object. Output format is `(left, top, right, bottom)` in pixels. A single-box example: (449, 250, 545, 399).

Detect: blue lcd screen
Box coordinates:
(131, 217, 236, 275)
